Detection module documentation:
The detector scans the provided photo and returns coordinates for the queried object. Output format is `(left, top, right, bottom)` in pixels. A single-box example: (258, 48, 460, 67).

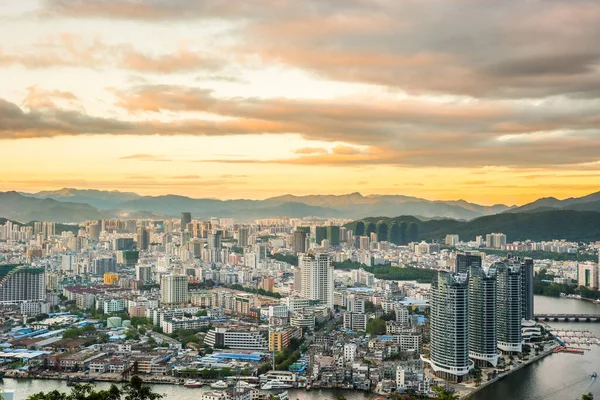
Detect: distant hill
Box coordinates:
(265, 192, 510, 220)
(0, 191, 104, 223)
(0, 192, 164, 223)
(346, 210, 600, 242)
(24, 188, 142, 209)
(24, 188, 511, 220)
(507, 190, 600, 213)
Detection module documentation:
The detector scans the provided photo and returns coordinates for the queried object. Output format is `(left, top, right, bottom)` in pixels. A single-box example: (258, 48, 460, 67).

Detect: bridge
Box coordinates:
(534, 314, 600, 322)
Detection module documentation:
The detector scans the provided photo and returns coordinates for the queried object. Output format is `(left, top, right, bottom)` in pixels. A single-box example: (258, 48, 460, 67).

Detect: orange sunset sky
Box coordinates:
(1, 1, 600, 206)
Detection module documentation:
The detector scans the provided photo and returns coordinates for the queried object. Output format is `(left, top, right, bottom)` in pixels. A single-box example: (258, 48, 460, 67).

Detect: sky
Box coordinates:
(1, 0, 600, 206)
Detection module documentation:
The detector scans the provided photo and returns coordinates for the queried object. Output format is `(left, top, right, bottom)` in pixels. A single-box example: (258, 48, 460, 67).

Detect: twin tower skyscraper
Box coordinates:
(423, 252, 534, 382)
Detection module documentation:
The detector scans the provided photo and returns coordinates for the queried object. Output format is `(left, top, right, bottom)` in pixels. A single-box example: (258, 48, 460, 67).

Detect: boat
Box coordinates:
(260, 381, 294, 390)
(184, 380, 203, 388)
(236, 381, 258, 388)
(274, 390, 289, 400)
(592, 372, 597, 379)
(211, 380, 229, 389)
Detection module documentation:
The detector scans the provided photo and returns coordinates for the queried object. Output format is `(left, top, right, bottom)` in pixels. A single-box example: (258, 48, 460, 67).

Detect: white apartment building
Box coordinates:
(160, 274, 189, 305)
(344, 343, 357, 362)
(300, 253, 334, 309)
(161, 317, 209, 334)
(204, 327, 268, 351)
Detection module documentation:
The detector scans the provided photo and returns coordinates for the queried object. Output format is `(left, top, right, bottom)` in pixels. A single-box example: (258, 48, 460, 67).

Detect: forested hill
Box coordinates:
(345, 210, 600, 243)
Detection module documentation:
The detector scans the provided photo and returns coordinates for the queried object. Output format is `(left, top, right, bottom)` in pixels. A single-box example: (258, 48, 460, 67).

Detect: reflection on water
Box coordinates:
(473, 296, 600, 400)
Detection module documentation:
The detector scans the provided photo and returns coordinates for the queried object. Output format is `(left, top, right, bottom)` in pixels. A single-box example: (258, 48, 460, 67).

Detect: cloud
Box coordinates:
(0, 33, 222, 73)
(40, 0, 600, 99)
(23, 86, 79, 109)
(119, 154, 171, 162)
(294, 147, 328, 155)
(4, 82, 600, 169)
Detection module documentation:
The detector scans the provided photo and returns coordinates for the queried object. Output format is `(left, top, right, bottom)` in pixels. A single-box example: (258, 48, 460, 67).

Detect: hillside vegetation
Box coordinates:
(346, 210, 600, 242)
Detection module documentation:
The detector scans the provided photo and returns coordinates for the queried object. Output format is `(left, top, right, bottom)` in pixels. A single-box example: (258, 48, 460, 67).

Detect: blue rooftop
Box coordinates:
(210, 352, 264, 361)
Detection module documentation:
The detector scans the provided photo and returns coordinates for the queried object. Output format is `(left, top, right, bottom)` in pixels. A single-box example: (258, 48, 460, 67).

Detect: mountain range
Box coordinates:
(0, 188, 597, 224)
(0, 188, 511, 223)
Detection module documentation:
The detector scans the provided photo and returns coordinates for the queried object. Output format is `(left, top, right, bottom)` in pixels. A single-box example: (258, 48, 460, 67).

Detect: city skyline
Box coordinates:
(2, 0, 600, 205)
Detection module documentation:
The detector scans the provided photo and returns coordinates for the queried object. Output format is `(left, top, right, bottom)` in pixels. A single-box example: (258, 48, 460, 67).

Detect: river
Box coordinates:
(2, 296, 600, 400)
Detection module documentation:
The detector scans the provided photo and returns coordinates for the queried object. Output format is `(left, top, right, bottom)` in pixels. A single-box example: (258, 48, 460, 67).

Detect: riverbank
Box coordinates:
(462, 345, 558, 399)
(4, 369, 181, 386)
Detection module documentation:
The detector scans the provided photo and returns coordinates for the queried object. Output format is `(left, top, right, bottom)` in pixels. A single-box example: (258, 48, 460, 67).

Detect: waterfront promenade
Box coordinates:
(460, 344, 558, 399)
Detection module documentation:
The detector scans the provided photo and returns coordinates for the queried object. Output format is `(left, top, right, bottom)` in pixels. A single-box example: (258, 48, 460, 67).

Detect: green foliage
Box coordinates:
(275, 337, 304, 371)
(481, 249, 595, 262)
(355, 221, 365, 236)
(380, 311, 396, 321)
(27, 377, 162, 400)
(366, 318, 386, 335)
(269, 253, 299, 266)
(534, 270, 577, 298)
(195, 309, 208, 317)
(63, 325, 96, 339)
(130, 317, 150, 327)
(580, 394, 594, 400)
(431, 385, 459, 400)
(346, 210, 600, 243)
(125, 330, 140, 341)
(377, 221, 388, 242)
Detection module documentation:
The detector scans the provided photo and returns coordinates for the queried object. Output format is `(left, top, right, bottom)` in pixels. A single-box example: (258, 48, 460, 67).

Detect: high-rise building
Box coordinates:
(578, 263, 599, 290)
(468, 265, 499, 367)
(426, 271, 471, 382)
(113, 238, 135, 251)
(161, 274, 189, 305)
(238, 227, 249, 247)
(137, 227, 150, 251)
(520, 257, 535, 321)
(359, 236, 370, 250)
(339, 227, 347, 243)
(0, 265, 46, 303)
(261, 276, 275, 292)
(61, 254, 75, 273)
(300, 253, 334, 309)
(315, 227, 327, 245)
(292, 230, 308, 254)
(445, 234, 460, 246)
(326, 226, 340, 246)
(136, 265, 153, 284)
(92, 257, 117, 275)
(87, 223, 101, 241)
(486, 233, 507, 249)
(495, 261, 523, 353)
(455, 252, 482, 274)
(181, 212, 192, 231)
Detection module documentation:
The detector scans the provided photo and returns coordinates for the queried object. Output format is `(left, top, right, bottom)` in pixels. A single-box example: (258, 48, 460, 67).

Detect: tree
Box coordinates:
(355, 221, 365, 236)
(431, 385, 459, 400)
(28, 382, 122, 400)
(472, 365, 482, 387)
(399, 222, 408, 245)
(581, 394, 594, 400)
(408, 222, 419, 243)
(376, 221, 388, 242)
(390, 222, 401, 245)
(366, 318, 386, 335)
(123, 376, 163, 400)
(366, 222, 377, 237)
